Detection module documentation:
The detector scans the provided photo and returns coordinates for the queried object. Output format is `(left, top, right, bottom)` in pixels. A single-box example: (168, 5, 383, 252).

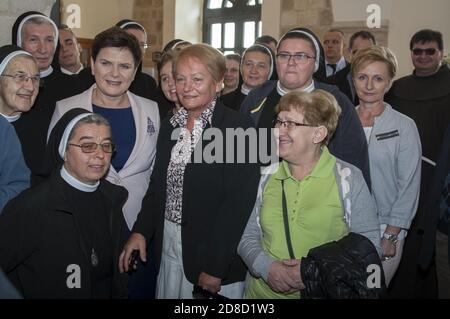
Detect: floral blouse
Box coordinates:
(164, 100, 216, 224)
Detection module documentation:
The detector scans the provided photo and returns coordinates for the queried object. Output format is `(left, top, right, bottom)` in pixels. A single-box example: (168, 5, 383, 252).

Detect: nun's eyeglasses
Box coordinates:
(68, 142, 116, 153)
(1, 73, 40, 86)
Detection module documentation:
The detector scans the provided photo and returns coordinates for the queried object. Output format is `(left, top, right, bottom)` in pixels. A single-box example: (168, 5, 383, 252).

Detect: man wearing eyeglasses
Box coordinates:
(385, 29, 450, 299)
(240, 27, 370, 186)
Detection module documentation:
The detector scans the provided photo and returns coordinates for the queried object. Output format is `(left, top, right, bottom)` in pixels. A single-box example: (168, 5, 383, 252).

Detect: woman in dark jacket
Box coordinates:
(120, 44, 260, 299)
(0, 110, 128, 299)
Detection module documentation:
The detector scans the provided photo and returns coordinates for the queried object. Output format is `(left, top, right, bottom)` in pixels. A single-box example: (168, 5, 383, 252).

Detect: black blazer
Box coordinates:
(326, 64, 359, 106)
(0, 172, 128, 299)
(220, 89, 246, 111)
(133, 102, 260, 285)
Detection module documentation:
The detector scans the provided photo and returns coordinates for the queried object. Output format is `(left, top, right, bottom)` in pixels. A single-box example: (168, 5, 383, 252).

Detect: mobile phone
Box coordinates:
(128, 250, 140, 269)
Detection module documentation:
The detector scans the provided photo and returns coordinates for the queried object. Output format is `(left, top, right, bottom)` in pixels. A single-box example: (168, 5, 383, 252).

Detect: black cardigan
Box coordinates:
(133, 102, 260, 285)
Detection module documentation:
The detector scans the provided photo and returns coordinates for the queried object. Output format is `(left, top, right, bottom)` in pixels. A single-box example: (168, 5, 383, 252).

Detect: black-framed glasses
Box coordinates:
(412, 48, 438, 56)
(68, 142, 116, 153)
(0, 74, 40, 86)
(276, 53, 316, 64)
(273, 118, 317, 129)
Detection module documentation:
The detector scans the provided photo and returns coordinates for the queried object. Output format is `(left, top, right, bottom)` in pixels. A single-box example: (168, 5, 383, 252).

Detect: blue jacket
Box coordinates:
(0, 116, 30, 213)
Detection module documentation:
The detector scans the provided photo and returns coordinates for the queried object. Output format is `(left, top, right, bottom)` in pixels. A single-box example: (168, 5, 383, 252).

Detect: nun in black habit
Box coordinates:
(11, 11, 84, 184)
(239, 27, 371, 186)
(0, 109, 128, 299)
(220, 43, 277, 111)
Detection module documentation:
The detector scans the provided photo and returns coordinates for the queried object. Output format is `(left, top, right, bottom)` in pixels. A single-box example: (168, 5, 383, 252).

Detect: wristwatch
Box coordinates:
(383, 232, 398, 245)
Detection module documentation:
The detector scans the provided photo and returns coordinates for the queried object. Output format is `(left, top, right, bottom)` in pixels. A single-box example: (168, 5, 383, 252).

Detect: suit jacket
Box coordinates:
(326, 63, 359, 106)
(49, 85, 160, 229)
(133, 102, 260, 285)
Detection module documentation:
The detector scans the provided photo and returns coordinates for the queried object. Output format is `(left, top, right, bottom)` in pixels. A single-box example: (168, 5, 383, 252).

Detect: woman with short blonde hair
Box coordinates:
(352, 45, 421, 286)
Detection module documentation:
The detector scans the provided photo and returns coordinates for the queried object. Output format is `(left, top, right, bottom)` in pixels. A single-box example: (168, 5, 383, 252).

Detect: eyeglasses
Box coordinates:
(68, 142, 116, 153)
(412, 48, 438, 56)
(276, 53, 316, 64)
(273, 119, 317, 129)
(1, 74, 40, 86)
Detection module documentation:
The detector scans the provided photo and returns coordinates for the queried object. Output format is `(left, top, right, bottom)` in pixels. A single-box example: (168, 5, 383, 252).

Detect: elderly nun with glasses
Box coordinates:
(0, 109, 129, 298)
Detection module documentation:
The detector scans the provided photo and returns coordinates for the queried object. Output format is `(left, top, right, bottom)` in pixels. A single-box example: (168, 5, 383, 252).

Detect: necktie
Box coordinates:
(327, 63, 337, 75)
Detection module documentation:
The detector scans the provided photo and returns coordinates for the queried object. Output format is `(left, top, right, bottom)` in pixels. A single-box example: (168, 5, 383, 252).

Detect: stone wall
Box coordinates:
(133, 0, 163, 71)
(281, 0, 334, 38)
(279, 0, 388, 59)
(0, 0, 56, 45)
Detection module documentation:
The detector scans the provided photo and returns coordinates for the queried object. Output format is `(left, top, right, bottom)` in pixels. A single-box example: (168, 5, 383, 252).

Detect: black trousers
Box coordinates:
(388, 222, 438, 299)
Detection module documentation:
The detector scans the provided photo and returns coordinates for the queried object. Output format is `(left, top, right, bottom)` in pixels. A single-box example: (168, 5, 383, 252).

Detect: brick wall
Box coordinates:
(0, 0, 56, 45)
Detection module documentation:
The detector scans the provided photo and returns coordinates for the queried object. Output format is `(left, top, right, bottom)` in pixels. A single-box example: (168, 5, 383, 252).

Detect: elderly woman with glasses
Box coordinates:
(0, 110, 128, 298)
(48, 27, 160, 298)
(238, 90, 381, 299)
(0, 45, 38, 182)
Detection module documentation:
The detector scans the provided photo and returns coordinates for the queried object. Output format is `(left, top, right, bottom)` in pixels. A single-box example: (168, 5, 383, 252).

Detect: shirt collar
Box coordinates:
(326, 56, 347, 69)
(274, 146, 335, 181)
(40, 66, 53, 78)
(277, 80, 315, 96)
(170, 97, 216, 129)
(0, 112, 21, 123)
(61, 64, 83, 75)
(241, 84, 251, 96)
(60, 166, 99, 192)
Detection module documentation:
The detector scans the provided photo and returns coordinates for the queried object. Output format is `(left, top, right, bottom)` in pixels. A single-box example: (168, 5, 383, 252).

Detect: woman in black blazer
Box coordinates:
(120, 44, 260, 299)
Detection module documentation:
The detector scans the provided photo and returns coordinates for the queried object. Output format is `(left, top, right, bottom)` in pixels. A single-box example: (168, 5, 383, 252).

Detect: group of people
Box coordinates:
(0, 9, 448, 299)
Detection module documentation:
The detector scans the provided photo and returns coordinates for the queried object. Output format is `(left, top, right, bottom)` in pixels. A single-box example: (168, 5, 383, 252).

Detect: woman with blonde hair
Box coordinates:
(352, 46, 421, 286)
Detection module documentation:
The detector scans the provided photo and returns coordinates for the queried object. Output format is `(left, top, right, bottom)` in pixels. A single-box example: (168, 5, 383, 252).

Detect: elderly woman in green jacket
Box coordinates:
(238, 90, 380, 299)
